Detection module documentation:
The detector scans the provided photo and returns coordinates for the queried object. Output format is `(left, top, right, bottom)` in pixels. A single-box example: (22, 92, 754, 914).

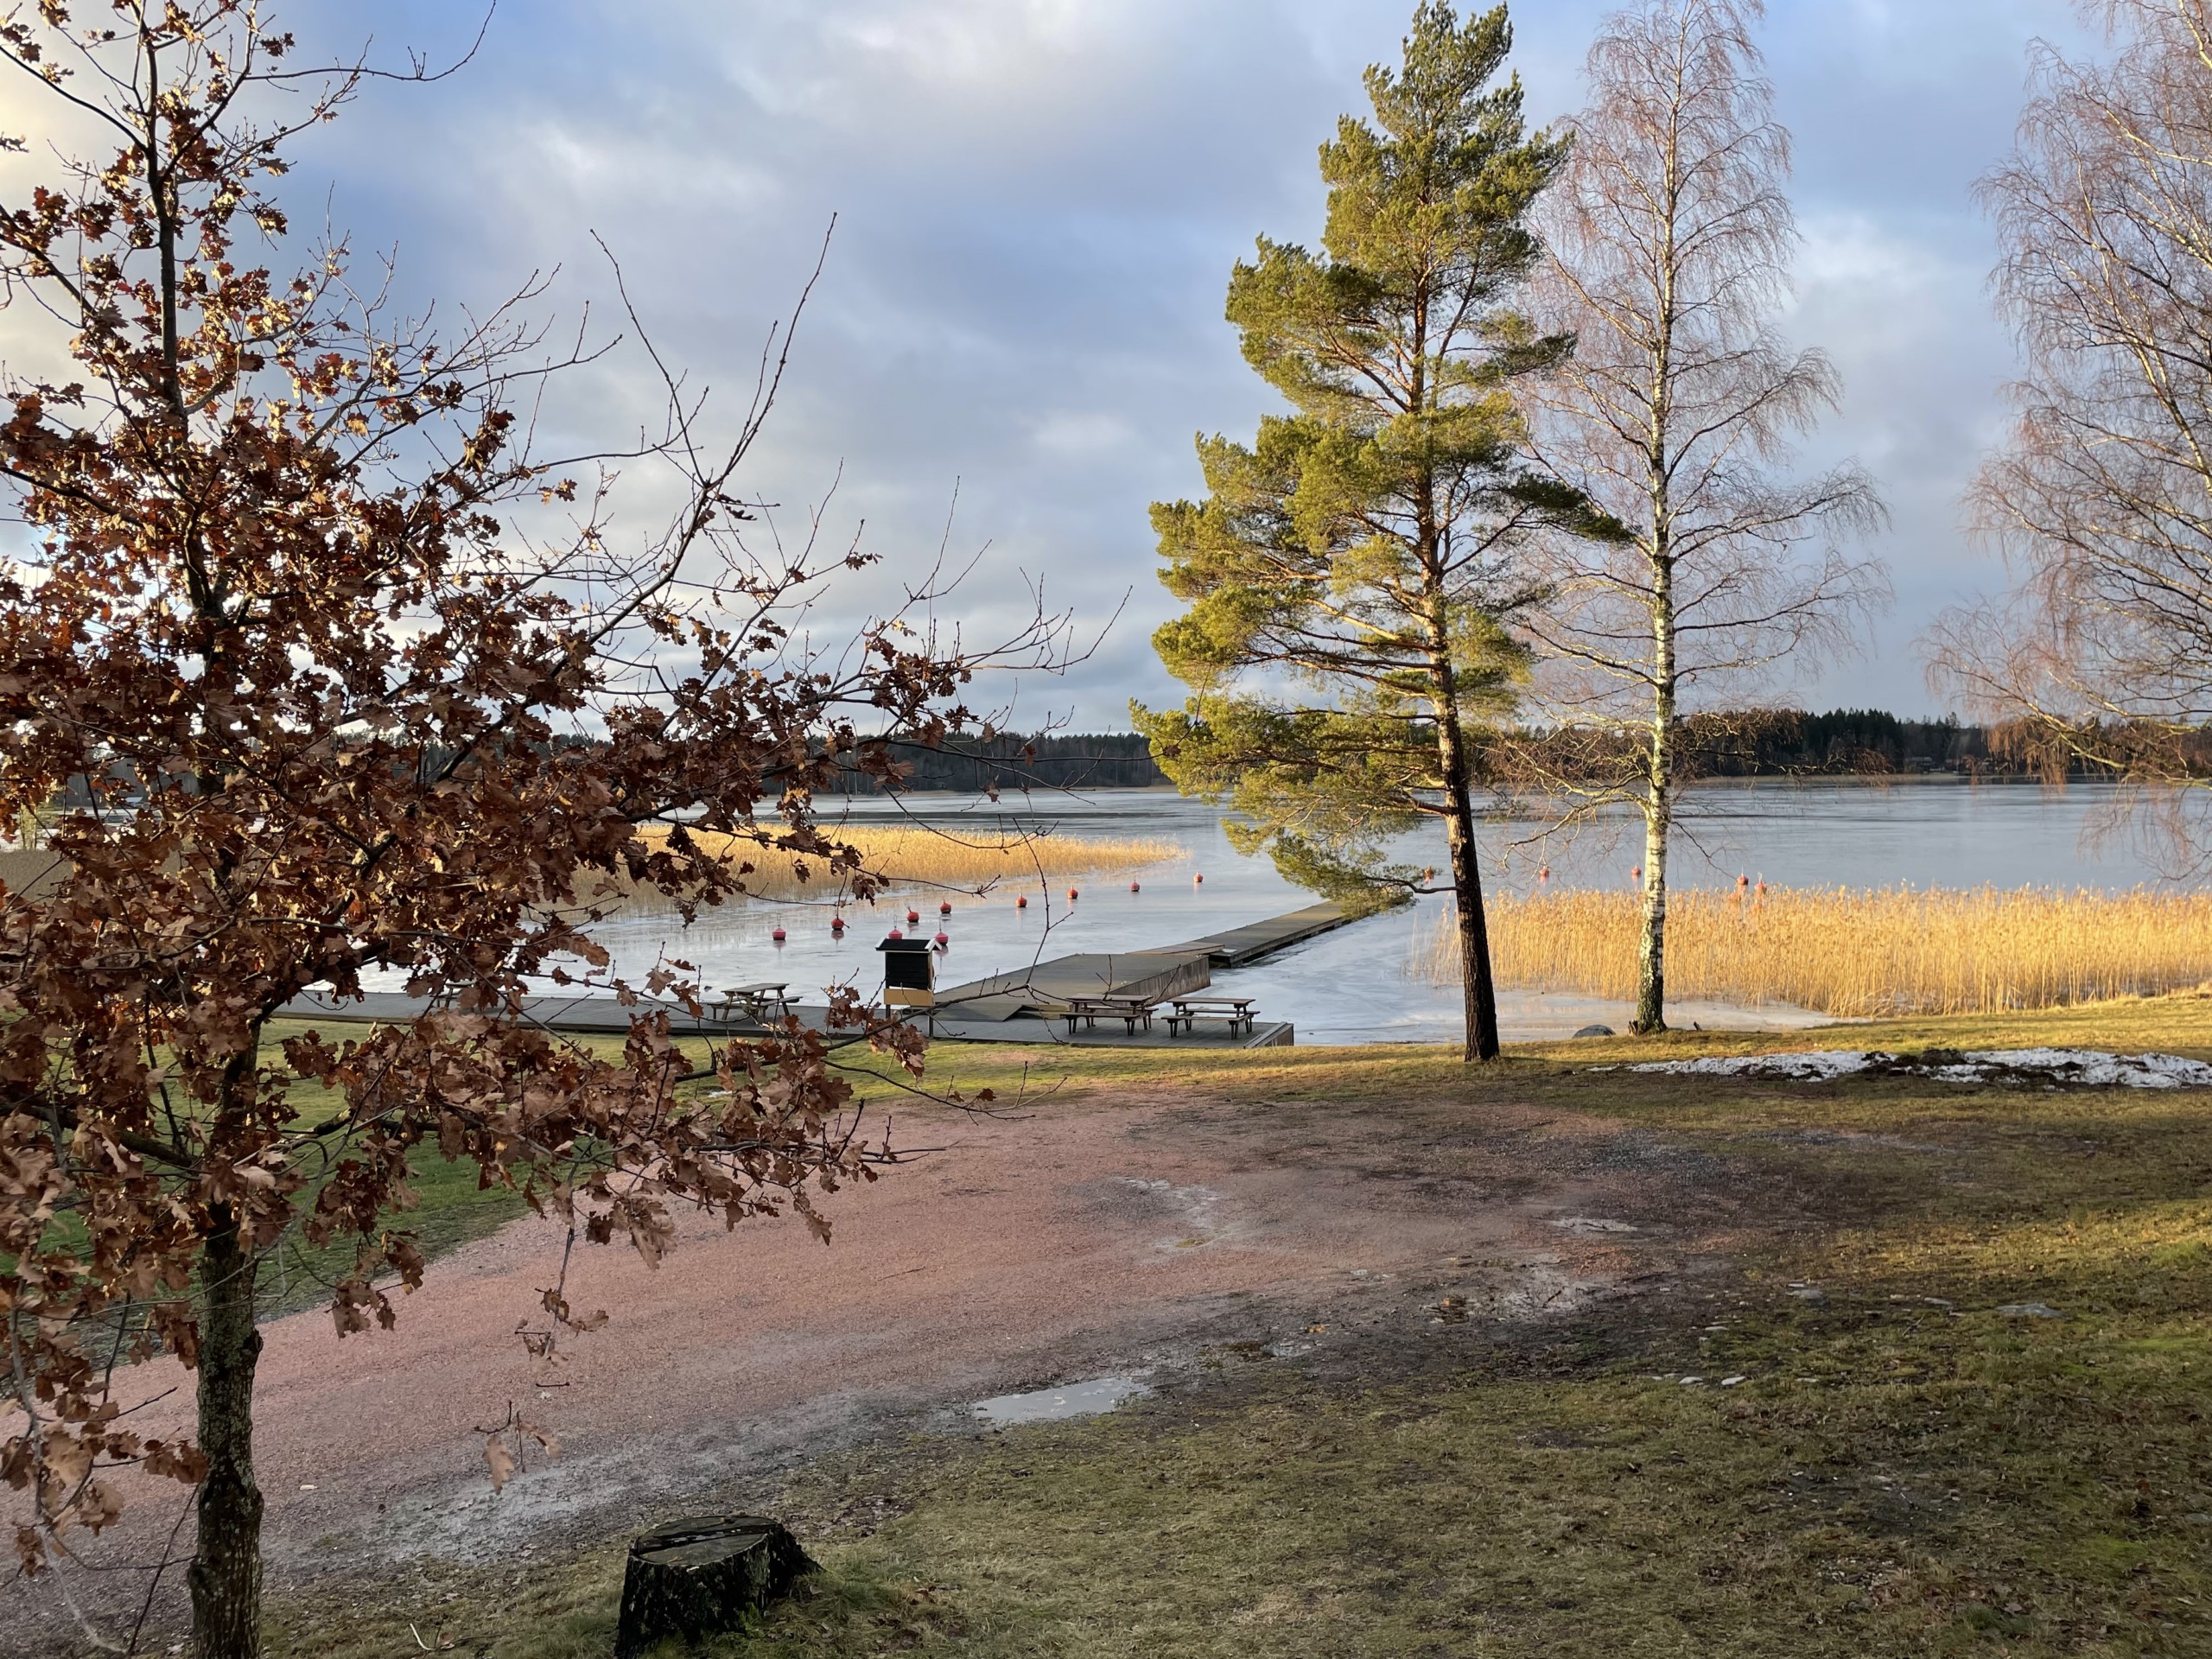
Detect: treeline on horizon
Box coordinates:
(1640, 709, 2148, 779)
(38, 712, 2178, 815)
(836, 709, 2212, 794)
(830, 732, 1170, 794)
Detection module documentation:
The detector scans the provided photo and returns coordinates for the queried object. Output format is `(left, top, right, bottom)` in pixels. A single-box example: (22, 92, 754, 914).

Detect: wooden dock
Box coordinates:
(278, 903, 1359, 1050)
(1161, 901, 1353, 969)
(929, 900, 1351, 1021)
(280, 989, 1294, 1049)
(931, 950, 1211, 1021)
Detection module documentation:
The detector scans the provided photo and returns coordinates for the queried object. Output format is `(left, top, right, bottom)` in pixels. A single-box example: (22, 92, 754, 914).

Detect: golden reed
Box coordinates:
(632, 823, 1179, 901)
(1421, 885, 2212, 1016)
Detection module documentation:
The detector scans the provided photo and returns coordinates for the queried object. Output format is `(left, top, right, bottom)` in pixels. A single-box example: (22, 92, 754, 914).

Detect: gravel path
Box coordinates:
(14, 1084, 1716, 1649)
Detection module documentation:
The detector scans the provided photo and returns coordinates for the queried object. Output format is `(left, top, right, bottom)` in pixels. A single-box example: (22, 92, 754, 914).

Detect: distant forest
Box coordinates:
(1675, 709, 2212, 778)
(1681, 709, 2027, 778)
(842, 711, 2175, 794)
(833, 732, 1169, 795)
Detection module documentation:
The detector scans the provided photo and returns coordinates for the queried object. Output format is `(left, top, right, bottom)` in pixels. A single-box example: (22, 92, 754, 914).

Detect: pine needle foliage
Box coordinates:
(1135, 2, 1619, 1059)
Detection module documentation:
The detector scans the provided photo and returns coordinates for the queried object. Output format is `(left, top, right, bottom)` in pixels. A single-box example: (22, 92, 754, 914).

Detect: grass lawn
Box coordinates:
(257, 995, 2212, 1658)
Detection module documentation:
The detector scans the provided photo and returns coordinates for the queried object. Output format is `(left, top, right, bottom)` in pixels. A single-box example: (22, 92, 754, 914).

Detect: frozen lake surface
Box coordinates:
(534, 779, 2187, 1047)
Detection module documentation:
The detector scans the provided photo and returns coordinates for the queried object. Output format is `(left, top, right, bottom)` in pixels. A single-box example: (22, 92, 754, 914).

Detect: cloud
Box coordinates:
(0, 0, 2116, 722)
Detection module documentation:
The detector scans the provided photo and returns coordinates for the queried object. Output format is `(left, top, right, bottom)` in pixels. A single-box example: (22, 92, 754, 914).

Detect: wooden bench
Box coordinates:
(1060, 994, 1158, 1036)
(1166, 995, 1257, 1037)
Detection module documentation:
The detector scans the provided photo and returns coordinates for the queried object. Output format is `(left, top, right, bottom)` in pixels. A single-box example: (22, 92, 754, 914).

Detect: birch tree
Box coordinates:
(1518, 0, 1885, 1033)
(1930, 0, 2212, 845)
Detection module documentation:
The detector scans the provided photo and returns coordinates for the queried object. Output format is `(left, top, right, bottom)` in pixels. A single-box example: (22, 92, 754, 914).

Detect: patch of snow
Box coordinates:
(1627, 1051, 1874, 1080)
(1968, 1049, 2212, 1089)
(1617, 1047, 2212, 1090)
(1551, 1217, 1637, 1234)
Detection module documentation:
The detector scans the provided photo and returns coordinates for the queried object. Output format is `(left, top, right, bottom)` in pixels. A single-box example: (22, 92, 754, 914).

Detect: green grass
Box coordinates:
(259, 1001, 2212, 1658)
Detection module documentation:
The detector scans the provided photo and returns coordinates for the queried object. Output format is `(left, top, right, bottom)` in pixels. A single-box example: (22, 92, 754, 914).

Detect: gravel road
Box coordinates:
(12, 1081, 1728, 1650)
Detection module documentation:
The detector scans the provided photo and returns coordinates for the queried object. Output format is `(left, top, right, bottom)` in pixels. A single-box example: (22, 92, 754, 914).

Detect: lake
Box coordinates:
(555, 779, 2191, 1046)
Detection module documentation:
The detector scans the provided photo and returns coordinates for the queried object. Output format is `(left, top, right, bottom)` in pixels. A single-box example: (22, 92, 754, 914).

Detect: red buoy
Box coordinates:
(906, 908, 919, 925)
(1737, 874, 1750, 889)
(1194, 873, 1203, 884)
(830, 918, 845, 931)
(939, 900, 952, 915)
(1129, 881, 1141, 893)
(1538, 865, 1550, 882)
(887, 928, 903, 940)
(933, 931, 949, 946)
(1016, 894, 1028, 908)
(1068, 887, 1079, 901)
(771, 927, 786, 942)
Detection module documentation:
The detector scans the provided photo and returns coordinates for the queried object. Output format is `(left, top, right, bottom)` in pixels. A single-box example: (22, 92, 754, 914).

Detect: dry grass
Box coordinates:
(630, 823, 1181, 902)
(1421, 884, 2212, 1017)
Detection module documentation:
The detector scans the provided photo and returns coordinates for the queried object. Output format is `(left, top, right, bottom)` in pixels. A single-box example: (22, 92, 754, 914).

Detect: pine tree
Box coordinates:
(1135, 1, 1611, 1061)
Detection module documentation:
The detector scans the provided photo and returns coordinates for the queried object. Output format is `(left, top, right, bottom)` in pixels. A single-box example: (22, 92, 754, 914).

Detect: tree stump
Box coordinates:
(614, 1514, 816, 1657)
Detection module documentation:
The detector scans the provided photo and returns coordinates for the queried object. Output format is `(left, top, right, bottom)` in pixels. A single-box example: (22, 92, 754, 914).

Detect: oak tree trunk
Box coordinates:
(188, 1211, 264, 1659)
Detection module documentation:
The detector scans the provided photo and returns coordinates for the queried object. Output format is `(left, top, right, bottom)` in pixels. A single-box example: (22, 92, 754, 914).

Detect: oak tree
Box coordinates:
(0, 6, 1053, 1654)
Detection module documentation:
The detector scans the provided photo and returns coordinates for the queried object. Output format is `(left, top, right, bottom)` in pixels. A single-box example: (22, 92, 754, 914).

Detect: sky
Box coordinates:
(18, 0, 2112, 728)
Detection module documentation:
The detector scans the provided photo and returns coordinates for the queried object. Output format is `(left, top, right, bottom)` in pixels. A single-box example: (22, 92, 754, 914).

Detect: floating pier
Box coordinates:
(280, 901, 1356, 1051)
(1163, 901, 1354, 969)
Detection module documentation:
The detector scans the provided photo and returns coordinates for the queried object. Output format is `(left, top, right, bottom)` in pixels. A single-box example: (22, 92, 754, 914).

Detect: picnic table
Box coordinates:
(1059, 994, 1158, 1036)
(1165, 995, 1258, 1037)
(709, 982, 792, 1026)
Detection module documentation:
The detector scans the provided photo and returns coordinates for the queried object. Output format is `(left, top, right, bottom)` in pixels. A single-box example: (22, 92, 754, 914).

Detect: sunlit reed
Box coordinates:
(1419, 885, 2212, 1016)
(632, 823, 1180, 904)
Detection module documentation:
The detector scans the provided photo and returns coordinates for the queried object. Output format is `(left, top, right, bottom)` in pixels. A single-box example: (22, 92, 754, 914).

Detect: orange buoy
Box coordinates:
(1068, 887, 1079, 901)
(1737, 874, 1750, 889)
(1631, 867, 1641, 883)
(1016, 894, 1028, 908)
(1194, 873, 1203, 884)
(1538, 865, 1550, 883)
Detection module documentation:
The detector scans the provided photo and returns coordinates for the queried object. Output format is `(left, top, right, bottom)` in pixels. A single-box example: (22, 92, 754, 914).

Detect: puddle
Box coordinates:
(971, 1376, 1149, 1428)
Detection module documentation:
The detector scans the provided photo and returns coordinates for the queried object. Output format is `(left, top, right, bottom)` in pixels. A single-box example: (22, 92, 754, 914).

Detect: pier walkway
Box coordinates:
(280, 901, 1356, 1051)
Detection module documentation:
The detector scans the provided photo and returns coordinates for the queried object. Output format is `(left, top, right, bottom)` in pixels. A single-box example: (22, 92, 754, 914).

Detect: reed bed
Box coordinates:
(1420, 885, 2212, 1016)
(631, 823, 1181, 902)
